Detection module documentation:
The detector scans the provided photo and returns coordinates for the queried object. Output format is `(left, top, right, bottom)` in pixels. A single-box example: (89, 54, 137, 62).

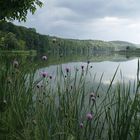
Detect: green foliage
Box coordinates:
(4, 32, 19, 49)
(0, 21, 137, 53)
(0, 21, 49, 52)
(0, 0, 43, 21)
(0, 31, 26, 50)
(0, 57, 140, 140)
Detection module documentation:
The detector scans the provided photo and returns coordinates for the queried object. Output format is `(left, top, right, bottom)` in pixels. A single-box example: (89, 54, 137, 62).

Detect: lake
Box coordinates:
(1, 51, 140, 140)
(0, 52, 139, 88)
(36, 52, 139, 88)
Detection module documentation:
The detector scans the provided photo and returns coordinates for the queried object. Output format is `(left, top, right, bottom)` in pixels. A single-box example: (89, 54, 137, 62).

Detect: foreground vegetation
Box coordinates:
(0, 56, 140, 140)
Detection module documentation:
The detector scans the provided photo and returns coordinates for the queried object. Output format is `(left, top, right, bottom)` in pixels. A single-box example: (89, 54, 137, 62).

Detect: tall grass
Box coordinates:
(0, 58, 140, 140)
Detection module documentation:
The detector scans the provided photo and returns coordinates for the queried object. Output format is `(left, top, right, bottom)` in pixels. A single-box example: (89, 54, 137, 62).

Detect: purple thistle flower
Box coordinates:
(80, 122, 84, 128)
(86, 113, 93, 120)
(36, 84, 40, 88)
(81, 65, 84, 70)
(90, 92, 96, 102)
(90, 92, 96, 97)
(40, 71, 48, 78)
(65, 67, 70, 73)
(42, 56, 47, 61)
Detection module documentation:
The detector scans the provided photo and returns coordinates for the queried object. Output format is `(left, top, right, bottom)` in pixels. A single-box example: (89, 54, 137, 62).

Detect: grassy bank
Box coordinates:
(0, 50, 37, 56)
(0, 58, 140, 140)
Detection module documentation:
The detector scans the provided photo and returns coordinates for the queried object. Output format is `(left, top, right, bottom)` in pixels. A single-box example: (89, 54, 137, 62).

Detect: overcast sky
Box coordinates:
(14, 0, 140, 43)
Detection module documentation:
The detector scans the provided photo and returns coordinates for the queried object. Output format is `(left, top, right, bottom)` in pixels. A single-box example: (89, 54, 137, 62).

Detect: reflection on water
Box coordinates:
(0, 52, 139, 87)
(39, 58, 138, 86)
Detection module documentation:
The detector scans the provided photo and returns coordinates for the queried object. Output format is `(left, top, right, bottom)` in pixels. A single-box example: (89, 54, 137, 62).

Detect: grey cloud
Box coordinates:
(14, 0, 140, 43)
(54, 0, 140, 19)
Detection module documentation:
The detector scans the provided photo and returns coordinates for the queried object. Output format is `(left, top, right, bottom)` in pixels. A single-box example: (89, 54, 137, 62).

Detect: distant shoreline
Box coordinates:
(0, 50, 37, 55)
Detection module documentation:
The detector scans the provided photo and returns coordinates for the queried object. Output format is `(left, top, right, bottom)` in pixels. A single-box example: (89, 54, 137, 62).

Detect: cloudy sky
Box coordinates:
(15, 0, 140, 43)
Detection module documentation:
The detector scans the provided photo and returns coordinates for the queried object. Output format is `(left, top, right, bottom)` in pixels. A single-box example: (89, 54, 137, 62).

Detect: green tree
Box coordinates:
(4, 32, 19, 50)
(18, 40, 26, 50)
(0, 0, 43, 21)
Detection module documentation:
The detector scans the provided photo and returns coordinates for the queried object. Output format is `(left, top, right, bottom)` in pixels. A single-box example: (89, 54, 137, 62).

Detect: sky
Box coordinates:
(15, 0, 140, 44)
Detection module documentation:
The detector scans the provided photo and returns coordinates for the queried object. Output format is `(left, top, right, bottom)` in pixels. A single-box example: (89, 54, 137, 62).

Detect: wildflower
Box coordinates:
(40, 71, 48, 78)
(91, 96, 96, 102)
(42, 56, 47, 61)
(65, 67, 70, 73)
(36, 84, 40, 88)
(86, 113, 93, 120)
(90, 92, 96, 97)
(81, 65, 84, 70)
(13, 60, 19, 68)
(90, 92, 96, 102)
(80, 122, 84, 128)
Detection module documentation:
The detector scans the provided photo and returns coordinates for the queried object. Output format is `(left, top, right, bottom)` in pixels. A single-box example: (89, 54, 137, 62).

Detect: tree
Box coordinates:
(0, 0, 43, 21)
(4, 32, 19, 50)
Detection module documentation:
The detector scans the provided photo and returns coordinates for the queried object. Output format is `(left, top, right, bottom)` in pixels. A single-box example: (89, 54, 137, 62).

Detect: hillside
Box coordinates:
(110, 41, 137, 50)
(0, 21, 137, 54)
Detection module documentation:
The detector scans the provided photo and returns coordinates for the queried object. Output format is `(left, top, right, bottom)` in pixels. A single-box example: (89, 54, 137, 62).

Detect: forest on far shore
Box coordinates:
(0, 21, 137, 54)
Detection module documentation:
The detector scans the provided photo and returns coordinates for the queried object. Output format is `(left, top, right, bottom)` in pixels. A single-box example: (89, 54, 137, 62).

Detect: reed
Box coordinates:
(0, 58, 140, 140)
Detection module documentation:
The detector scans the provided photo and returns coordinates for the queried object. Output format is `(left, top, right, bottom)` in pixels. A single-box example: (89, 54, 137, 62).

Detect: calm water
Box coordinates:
(38, 53, 139, 87)
(1, 52, 139, 87)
